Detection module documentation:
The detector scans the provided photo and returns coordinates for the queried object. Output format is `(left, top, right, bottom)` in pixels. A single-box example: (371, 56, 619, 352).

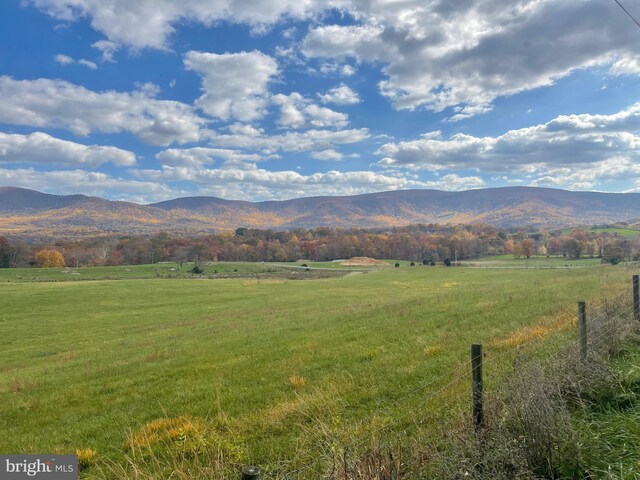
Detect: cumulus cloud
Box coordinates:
(378, 103, 640, 189)
(318, 84, 361, 105)
(272, 92, 349, 128)
(184, 50, 279, 122)
(311, 149, 343, 160)
(0, 167, 173, 203)
(28, 0, 344, 49)
(54, 54, 74, 65)
(318, 62, 357, 76)
(0, 132, 135, 167)
(29, 1, 640, 118)
(529, 158, 640, 190)
(0, 76, 204, 146)
(302, 0, 640, 117)
(156, 147, 272, 168)
(92, 40, 119, 62)
(208, 126, 369, 154)
(422, 174, 485, 191)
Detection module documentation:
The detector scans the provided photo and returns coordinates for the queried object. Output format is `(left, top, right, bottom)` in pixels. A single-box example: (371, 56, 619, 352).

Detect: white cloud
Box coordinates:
(0, 167, 173, 203)
(311, 149, 343, 160)
(30, 1, 640, 119)
(208, 126, 369, 154)
(341, 64, 356, 76)
(272, 92, 349, 128)
(78, 59, 97, 70)
(318, 62, 357, 76)
(54, 54, 74, 65)
(422, 174, 485, 191)
(132, 163, 480, 201)
(609, 57, 640, 76)
(318, 84, 361, 105)
(29, 0, 344, 49)
(0, 132, 135, 167)
(184, 50, 279, 122)
(0, 76, 204, 146)
(378, 103, 640, 190)
(54, 54, 98, 69)
(529, 157, 640, 190)
(302, 0, 640, 117)
(156, 147, 272, 168)
(92, 40, 119, 62)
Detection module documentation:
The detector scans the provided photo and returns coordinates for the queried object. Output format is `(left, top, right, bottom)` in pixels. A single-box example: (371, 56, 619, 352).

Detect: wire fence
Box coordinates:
(238, 274, 640, 480)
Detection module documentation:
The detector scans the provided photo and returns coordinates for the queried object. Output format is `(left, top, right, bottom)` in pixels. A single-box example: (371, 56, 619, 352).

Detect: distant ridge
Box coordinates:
(1, 186, 640, 238)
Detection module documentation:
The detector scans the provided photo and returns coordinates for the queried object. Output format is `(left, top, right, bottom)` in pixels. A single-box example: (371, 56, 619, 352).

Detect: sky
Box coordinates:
(1, 0, 640, 203)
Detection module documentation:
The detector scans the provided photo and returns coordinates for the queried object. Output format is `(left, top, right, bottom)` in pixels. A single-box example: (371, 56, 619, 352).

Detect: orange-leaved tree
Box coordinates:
(35, 249, 65, 268)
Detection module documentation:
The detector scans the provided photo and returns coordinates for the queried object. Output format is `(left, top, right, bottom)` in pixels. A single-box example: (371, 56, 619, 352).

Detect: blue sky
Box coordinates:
(1, 0, 640, 203)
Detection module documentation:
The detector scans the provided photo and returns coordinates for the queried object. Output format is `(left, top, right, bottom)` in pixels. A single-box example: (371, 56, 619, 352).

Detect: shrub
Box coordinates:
(191, 265, 204, 274)
(35, 249, 65, 268)
(444, 258, 451, 266)
(395, 262, 400, 268)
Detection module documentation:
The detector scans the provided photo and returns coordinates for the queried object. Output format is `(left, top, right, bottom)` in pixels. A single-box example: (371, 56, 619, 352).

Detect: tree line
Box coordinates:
(1, 224, 639, 268)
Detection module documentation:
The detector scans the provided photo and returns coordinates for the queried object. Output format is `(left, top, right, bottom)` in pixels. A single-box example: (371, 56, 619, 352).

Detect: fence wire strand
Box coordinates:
(269, 283, 639, 479)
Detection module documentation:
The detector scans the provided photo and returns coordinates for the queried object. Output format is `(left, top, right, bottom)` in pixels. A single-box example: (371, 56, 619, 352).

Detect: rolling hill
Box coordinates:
(2, 186, 640, 238)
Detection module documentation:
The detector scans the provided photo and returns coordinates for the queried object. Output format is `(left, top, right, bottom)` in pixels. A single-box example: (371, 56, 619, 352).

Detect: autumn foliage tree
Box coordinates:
(0, 236, 9, 268)
(35, 249, 65, 268)
(520, 239, 535, 258)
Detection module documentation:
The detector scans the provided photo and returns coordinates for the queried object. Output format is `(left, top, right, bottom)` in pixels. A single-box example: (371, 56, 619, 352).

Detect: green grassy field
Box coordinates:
(0, 261, 347, 283)
(561, 226, 640, 238)
(0, 263, 633, 477)
(572, 347, 640, 478)
(0, 260, 409, 284)
(466, 254, 602, 267)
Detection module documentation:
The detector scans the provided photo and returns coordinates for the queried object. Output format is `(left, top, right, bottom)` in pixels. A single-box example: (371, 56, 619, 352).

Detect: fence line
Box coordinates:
(241, 275, 639, 479)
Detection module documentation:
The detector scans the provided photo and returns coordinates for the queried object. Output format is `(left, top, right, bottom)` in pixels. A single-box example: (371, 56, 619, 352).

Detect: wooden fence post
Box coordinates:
(242, 466, 260, 480)
(471, 343, 484, 431)
(633, 275, 639, 321)
(578, 301, 587, 361)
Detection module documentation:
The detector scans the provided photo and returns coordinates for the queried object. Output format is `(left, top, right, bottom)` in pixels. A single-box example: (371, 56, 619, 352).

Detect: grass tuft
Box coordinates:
(76, 448, 97, 470)
(289, 375, 306, 389)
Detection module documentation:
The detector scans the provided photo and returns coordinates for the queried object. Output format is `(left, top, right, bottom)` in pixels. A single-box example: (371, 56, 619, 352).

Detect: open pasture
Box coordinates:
(561, 226, 640, 238)
(0, 263, 631, 477)
(0, 261, 346, 283)
(465, 254, 602, 267)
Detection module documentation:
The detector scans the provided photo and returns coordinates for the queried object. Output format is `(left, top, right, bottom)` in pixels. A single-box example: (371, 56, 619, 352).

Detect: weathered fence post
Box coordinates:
(578, 301, 587, 361)
(242, 466, 260, 480)
(633, 275, 639, 321)
(471, 343, 484, 431)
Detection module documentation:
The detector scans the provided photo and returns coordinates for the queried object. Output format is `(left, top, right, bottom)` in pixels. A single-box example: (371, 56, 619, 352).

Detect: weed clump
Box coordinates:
(289, 375, 306, 389)
(76, 448, 97, 470)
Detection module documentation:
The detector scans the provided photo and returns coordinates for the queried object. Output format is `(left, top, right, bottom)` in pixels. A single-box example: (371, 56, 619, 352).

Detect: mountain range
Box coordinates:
(1, 186, 640, 238)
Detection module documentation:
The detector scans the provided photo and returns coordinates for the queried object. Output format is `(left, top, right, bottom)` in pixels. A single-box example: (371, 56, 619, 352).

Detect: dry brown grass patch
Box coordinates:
(340, 257, 390, 266)
(289, 374, 306, 389)
(127, 416, 208, 451)
(493, 310, 574, 349)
